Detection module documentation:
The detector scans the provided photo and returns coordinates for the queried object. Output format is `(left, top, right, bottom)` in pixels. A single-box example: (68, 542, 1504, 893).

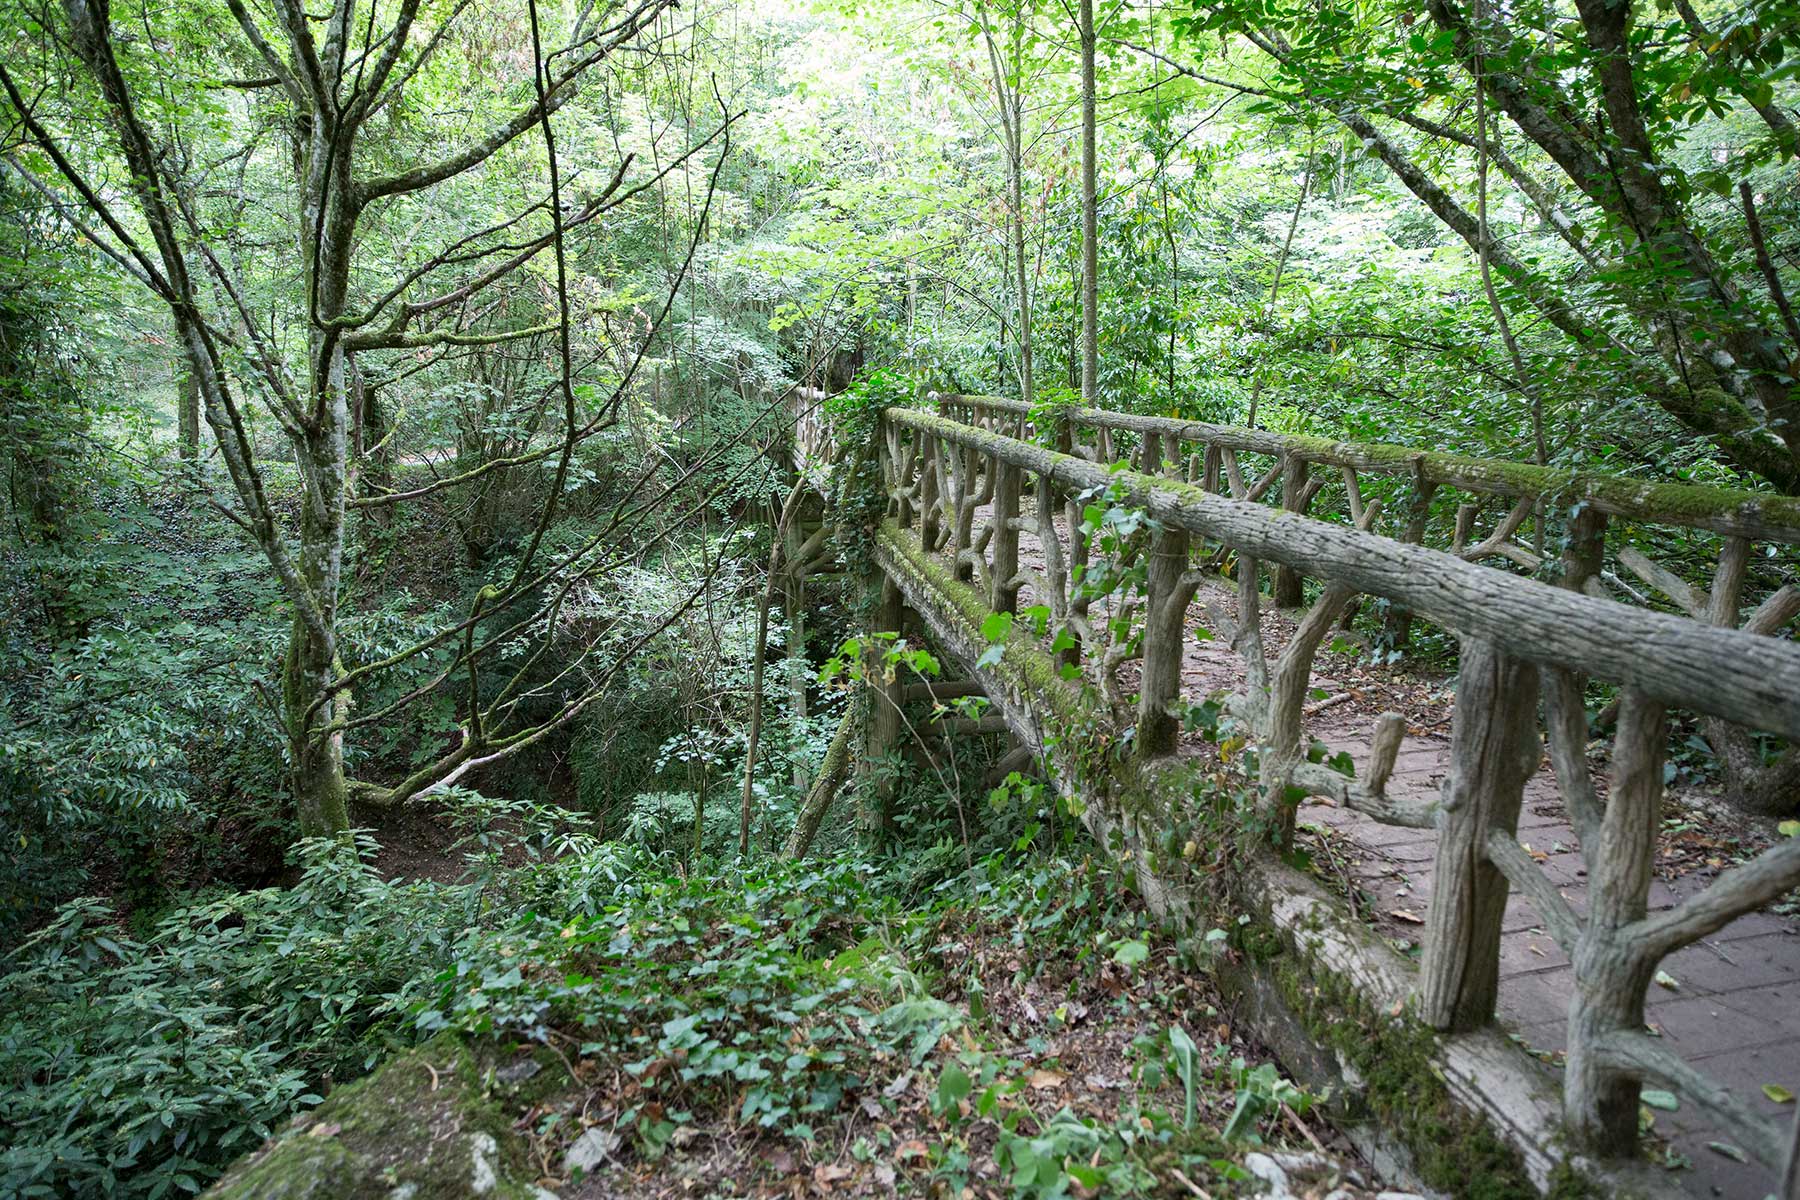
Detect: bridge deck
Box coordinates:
(988, 500, 1800, 1200)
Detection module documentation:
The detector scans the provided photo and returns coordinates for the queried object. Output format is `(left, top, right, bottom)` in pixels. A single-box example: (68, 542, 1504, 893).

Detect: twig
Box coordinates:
(1283, 1102, 1327, 1153)
(1170, 1167, 1214, 1199)
(1304, 691, 1353, 717)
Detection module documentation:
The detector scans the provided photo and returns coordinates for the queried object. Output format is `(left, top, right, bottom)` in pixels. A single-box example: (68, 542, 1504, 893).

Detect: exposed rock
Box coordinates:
(563, 1127, 620, 1175)
(204, 1036, 538, 1200)
(494, 1058, 542, 1087)
(1245, 1149, 1416, 1199)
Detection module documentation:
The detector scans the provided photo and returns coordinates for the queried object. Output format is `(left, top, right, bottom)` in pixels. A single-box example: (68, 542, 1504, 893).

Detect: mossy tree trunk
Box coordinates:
(783, 702, 860, 859)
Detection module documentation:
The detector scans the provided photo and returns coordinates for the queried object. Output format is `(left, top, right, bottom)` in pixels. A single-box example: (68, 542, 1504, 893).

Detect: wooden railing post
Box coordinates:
(1139, 430, 1162, 474)
(919, 435, 942, 550)
(992, 460, 1021, 614)
(1381, 474, 1438, 648)
(1564, 690, 1667, 1156)
(889, 424, 915, 530)
(950, 443, 974, 580)
(1544, 506, 1608, 841)
(1419, 638, 1541, 1031)
(1272, 452, 1311, 607)
(1137, 523, 1190, 757)
(1059, 412, 1088, 664)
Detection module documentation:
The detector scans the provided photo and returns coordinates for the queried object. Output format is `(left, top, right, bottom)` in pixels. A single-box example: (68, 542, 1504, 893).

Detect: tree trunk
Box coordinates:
(741, 481, 807, 853)
(783, 517, 810, 789)
(284, 612, 349, 840)
(177, 361, 200, 461)
(1078, 0, 1098, 409)
(281, 110, 358, 839)
(783, 703, 859, 859)
(861, 577, 905, 835)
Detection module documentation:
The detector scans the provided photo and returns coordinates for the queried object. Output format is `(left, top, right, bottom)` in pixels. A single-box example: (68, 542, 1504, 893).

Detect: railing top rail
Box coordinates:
(883, 404, 1800, 740)
(929, 392, 1800, 544)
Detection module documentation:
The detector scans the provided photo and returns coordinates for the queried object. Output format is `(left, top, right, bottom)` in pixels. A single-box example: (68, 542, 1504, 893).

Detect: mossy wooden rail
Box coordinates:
(857, 392, 1800, 1195)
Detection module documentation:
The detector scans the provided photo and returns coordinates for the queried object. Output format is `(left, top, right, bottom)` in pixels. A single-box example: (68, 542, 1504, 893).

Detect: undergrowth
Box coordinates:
(0, 814, 1318, 1199)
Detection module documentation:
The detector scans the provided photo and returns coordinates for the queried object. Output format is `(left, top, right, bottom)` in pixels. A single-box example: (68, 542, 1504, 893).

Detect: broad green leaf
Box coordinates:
(1112, 939, 1150, 966)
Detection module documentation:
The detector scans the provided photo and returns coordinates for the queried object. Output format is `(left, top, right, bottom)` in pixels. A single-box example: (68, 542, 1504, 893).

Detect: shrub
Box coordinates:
(0, 835, 476, 1199)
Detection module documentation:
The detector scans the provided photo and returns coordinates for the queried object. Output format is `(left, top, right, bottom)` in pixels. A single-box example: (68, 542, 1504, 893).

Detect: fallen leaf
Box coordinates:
(306, 1122, 342, 1139)
(1654, 970, 1680, 991)
(1641, 1089, 1680, 1112)
(1764, 1084, 1795, 1104)
(1390, 908, 1424, 924)
(1707, 1142, 1748, 1163)
(896, 1139, 928, 1160)
(1028, 1069, 1064, 1091)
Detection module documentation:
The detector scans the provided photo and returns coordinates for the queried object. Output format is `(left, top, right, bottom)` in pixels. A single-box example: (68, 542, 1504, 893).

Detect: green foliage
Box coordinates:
(0, 835, 477, 1198)
(825, 368, 917, 598)
(421, 855, 894, 1139)
(0, 584, 286, 938)
(414, 844, 1153, 1156)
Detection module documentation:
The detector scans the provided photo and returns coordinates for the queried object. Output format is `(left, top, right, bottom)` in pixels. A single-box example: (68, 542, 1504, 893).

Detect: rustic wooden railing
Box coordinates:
(868, 393, 1800, 1189)
(932, 391, 1800, 811)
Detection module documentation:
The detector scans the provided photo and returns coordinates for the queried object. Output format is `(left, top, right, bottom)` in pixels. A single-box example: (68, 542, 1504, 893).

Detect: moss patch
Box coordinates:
(1260, 935, 1608, 1200)
(204, 1036, 538, 1200)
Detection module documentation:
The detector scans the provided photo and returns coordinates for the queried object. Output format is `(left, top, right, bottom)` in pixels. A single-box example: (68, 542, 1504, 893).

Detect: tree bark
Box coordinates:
(741, 480, 807, 853)
(177, 360, 199, 460)
(1078, 0, 1098, 409)
(783, 702, 860, 859)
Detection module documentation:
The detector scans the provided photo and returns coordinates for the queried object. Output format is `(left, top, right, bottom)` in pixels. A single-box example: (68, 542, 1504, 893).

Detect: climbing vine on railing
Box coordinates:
(825, 369, 914, 608)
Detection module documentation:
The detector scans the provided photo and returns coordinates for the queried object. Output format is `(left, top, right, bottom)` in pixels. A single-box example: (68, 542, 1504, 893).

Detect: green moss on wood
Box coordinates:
(1262, 937, 1608, 1200)
(902, 402, 1800, 537)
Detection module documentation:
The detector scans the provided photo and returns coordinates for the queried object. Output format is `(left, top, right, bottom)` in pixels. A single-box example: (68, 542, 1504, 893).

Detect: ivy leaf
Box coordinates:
(1111, 939, 1150, 966)
(932, 1065, 972, 1117)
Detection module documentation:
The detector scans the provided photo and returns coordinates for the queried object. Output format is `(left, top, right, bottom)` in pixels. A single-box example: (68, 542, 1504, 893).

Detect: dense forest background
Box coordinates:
(1, 0, 1796, 1194)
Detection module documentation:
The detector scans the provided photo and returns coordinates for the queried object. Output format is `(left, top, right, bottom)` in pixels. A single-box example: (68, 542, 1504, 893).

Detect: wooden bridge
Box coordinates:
(785, 385, 1800, 1198)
